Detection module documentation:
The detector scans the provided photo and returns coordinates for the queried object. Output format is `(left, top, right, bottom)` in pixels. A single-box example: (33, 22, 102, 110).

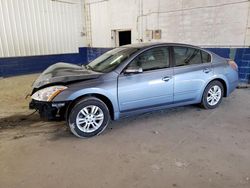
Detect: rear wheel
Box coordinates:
(68, 97, 110, 138)
(201, 80, 224, 109)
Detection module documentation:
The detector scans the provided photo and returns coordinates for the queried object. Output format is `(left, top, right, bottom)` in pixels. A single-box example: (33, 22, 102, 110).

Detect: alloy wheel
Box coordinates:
(76, 105, 104, 133)
(207, 85, 222, 106)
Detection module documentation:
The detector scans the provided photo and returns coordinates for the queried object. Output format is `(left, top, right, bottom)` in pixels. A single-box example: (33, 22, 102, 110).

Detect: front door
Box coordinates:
(118, 46, 174, 112)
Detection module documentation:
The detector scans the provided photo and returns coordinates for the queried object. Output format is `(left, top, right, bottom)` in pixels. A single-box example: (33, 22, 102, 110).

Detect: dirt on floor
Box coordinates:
(0, 74, 250, 188)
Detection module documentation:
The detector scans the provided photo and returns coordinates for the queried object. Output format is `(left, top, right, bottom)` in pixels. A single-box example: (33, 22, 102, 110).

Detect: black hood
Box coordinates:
(33, 62, 102, 89)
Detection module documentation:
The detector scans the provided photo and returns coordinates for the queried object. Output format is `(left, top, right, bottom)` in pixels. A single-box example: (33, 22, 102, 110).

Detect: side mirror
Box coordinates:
(124, 67, 143, 74)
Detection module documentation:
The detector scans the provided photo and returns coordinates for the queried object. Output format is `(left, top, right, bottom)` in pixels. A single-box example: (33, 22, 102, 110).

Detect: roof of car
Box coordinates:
(122, 42, 201, 49)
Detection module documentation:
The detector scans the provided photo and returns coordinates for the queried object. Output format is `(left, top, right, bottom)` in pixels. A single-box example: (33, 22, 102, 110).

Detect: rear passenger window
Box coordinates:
(174, 47, 202, 67)
(201, 50, 211, 63)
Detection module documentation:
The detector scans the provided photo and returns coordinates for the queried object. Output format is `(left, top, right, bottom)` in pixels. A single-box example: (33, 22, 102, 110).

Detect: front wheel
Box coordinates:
(68, 97, 110, 138)
(201, 81, 224, 109)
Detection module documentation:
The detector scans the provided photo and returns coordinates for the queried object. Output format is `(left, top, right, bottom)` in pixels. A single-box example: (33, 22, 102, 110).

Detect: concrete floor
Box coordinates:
(0, 74, 250, 188)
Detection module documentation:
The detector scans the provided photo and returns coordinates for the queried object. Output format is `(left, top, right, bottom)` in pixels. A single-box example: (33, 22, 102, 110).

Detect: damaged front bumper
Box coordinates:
(29, 100, 70, 120)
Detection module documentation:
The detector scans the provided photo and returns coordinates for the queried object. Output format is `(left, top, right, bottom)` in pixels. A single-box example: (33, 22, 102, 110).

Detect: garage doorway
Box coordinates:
(118, 30, 131, 46)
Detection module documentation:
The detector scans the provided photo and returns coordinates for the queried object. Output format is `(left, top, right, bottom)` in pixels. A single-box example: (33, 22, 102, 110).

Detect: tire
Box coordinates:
(68, 97, 110, 138)
(201, 80, 224, 109)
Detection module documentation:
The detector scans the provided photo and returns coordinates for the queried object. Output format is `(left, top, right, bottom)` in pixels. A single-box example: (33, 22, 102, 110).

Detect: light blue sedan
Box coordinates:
(30, 43, 239, 138)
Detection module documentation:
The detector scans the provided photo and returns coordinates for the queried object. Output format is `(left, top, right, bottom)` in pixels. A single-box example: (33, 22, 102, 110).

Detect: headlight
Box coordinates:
(31, 86, 68, 102)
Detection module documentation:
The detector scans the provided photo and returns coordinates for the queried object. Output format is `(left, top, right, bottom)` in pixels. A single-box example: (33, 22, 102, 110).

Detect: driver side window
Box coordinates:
(128, 47, 170, 71)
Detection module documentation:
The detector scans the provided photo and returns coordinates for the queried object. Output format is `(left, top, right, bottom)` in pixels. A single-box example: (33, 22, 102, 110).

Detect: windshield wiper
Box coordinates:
(83, 64, 104, 73)
(83, 64, 93, 70)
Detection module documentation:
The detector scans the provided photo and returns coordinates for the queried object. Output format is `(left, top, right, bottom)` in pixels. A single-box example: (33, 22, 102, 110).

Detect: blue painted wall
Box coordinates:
(0, 47, 249, 83)
(207, 48, 250, 83)
(0, 48, 87, 77)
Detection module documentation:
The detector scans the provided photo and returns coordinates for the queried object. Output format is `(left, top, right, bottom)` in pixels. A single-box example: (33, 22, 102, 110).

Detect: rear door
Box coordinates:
(172, 46, 213, 103)
(118, 46, 174, 112)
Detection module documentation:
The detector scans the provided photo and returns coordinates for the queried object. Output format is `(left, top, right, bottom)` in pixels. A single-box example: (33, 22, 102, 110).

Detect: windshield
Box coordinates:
(86, 47, 139, 73)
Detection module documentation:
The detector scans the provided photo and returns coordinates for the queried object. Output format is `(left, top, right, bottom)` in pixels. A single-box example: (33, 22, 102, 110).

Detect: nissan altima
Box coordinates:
(29, 43, 238, 138)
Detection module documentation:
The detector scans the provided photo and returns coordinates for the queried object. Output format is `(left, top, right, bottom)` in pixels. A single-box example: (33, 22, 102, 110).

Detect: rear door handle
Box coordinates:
(203, 68, 211, 73)
(162, 76, 171, 82)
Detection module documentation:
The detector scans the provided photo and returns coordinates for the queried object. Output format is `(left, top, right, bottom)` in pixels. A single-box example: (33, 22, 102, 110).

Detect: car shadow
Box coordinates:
(109, 105, 199, 129)
(0, 105, 201, 140)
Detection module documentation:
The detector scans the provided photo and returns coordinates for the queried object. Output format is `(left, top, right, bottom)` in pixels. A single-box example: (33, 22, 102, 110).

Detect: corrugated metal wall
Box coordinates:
(0, 0, 85, 58)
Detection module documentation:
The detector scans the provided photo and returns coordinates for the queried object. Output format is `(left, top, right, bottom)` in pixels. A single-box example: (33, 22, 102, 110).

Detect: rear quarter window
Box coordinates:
(201, 50, 211, 63)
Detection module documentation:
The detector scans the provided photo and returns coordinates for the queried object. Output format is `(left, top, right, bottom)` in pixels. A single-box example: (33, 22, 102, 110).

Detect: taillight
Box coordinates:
(228, 60, 238, 71)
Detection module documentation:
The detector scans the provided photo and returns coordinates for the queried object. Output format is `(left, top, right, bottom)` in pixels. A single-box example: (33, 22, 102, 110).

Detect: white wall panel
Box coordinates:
(87, 0, 250, 47)
(90, 1, 110, 47)
(0, 0, 85, 57)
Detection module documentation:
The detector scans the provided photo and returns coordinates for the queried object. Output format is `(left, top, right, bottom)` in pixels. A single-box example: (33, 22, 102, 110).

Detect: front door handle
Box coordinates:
(162, 76, 171, 82)
(203, 68, 211, 73)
